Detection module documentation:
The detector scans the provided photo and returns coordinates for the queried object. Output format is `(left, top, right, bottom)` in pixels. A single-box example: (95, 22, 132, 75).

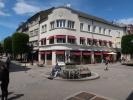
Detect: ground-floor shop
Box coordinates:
(39, 50, 116, 65)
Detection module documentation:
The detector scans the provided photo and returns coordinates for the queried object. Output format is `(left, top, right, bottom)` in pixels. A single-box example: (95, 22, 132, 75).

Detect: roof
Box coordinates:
(17, 6, 123, 31)
(55, 6, 123, 28)
(27, 7, 55, 22)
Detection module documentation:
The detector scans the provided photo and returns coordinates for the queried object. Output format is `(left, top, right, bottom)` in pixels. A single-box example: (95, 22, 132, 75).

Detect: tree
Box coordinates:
(12, 32, 29, 56)
(121, 35, 133, 54)
(0, 43, 4, 55)
(3, 36, 12, 54)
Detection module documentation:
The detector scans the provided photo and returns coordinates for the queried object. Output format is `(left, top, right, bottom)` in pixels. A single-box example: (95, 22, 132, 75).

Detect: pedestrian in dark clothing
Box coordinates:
(0, 63, 9, 100)
(6, 56, 10, 69)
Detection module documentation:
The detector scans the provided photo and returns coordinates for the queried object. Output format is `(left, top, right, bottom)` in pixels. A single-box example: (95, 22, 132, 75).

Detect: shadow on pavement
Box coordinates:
(10, 62, 31, 72)
(126, 91, 133, 100)
(0, 92, 24, 100)
(8, 94, 24, 100)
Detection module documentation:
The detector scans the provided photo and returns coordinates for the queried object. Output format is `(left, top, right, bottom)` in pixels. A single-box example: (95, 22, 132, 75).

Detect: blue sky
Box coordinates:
(0, 0, 133, 41)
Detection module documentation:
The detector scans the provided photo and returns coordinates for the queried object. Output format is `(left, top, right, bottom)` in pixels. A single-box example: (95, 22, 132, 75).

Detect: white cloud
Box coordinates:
(13, 1, 41, 15)
(0, 10, 10, 16)
(117, 18, 133, 25)
(0, 2, 4, 8)
(0, 1, 10, 16)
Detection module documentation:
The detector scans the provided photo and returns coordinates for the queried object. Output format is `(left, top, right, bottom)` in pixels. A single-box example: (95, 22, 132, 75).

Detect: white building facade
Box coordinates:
(16, 7, 125, 65)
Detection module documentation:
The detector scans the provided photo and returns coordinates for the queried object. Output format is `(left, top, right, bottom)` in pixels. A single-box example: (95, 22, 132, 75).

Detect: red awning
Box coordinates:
(68, 35, 76, 39)
(39, 51, 45, 55)
(83, 52, 92, 55)
(103, 52, 109, 54)
(71, 51, 81, 56)
(55, 51, 64, 55)
(48, 36, 54, 39)
(87, 38, 92, 40)
(80, 37, 85, 40)
(45, 51, 52, 54)
(109, 41, 112, 44)
(93, 39, 97, 42)
(41, 38, 46, 40)
(94, 52, 102, 55)
(99, 40, 103, 42)
(55, 35, 66, 38)
(103, 40, 107, 43)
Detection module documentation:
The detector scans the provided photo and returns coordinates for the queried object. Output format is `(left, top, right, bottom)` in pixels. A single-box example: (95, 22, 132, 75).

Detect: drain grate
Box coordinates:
(66, 92, 109, 100)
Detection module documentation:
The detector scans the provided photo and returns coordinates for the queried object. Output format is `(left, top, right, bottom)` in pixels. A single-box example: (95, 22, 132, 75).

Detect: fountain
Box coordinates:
(59, 63, 99, 80)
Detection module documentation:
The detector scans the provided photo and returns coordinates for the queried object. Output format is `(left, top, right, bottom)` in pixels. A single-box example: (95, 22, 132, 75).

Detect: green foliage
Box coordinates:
(3, 36, 12, 54)
(0, 43, 4, 54)
(12, 32, 29, 54)
(121, 35, 133, 54)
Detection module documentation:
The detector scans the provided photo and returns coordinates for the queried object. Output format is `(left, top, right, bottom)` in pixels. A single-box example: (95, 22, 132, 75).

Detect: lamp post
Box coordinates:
(27, 43, 34, 65)
(31, 44, 34, 65)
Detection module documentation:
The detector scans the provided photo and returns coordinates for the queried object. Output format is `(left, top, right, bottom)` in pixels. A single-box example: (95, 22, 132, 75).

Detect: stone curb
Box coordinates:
(45, 71, 100, 81)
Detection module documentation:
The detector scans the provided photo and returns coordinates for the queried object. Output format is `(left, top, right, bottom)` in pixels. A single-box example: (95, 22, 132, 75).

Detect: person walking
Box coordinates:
(0, 63, 9, 100)
(104, 56, 110, 70)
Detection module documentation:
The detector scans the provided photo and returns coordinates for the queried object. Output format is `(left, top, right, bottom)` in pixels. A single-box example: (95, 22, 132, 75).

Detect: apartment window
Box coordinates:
(68, 38, 75, 44)
(103, 28, 106, 34)
(109, 42, 112, 47)
(99, 40, 102, 46)
(50, 21, 55, 29)
(42, 24, 47, 33)
(41, 38, 46, 45)
(30, 31, 33, 37)
(34, 29, 39, 36)
(93, 39, 97, 46)
(118, 32, 120, 37)
(88, 25, 90, 32)
(99, 27, 101, 33)
(80, 37, 85, 45)
(103, 41, 107, 46)
(57, 38, 66, 43)
(87, 38, 92, 45)
(109, 30, 111, 35)
(67, 20, 75, 29)
(56, 20, 66, 28)
(80, 23, 84, 31)
(49, 38, 54, 44)
(67, 36, 76, 44)
(93, 26, 96, 33)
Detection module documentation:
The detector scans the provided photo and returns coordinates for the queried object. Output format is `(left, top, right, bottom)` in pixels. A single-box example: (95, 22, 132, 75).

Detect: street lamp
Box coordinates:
(30, 44, 34, 65)
(27, 43, 34, 65)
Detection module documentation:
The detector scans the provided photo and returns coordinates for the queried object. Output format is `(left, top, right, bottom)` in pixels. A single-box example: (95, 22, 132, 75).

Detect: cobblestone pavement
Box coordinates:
(0, 61, 133, 100)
